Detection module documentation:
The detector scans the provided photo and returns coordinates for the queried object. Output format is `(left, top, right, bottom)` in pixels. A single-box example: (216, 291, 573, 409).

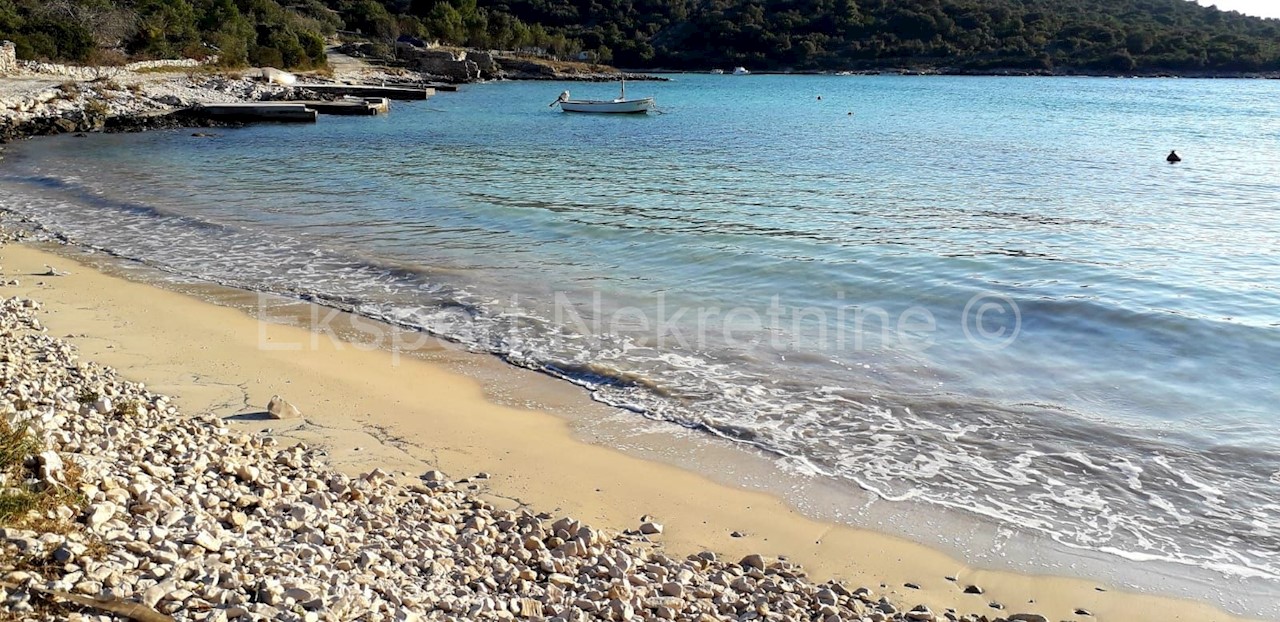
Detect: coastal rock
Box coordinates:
(963, 585, 983, 594)
(1007, 615, 1049, 622)
(154, 94, 185, 107)
(84, 501, 117, 529)
(0, 41, 15, 75)
(906, 605, 936, 621)
(141, 583, 168, 608)
(192, 531, 222, 552)
(36, 450, 65, 486)
(266, 394, 302, 419)
(395, 46, 479, 83)
(639, 521, 664, 535)
(234, 463, 260, 483)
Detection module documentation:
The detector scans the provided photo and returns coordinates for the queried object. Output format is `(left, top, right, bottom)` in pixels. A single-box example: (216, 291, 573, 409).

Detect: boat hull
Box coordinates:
(559, 98, 654, 114)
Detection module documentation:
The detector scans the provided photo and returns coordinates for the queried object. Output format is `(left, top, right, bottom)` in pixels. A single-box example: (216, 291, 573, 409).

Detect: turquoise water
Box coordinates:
(2, 75, 1279, 611)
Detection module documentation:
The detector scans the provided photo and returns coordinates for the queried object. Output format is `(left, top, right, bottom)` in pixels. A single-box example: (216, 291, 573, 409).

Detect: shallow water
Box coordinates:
(2, 74, 1278, 612)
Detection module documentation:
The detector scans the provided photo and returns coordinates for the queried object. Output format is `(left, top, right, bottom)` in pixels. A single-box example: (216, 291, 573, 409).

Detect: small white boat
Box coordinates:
(709, 69, 724, 74)
(550, 80, 655, 114)
(732, 66, 750, 75)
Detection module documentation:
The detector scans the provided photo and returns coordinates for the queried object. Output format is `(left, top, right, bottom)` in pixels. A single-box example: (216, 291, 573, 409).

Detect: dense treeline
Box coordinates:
(2, 0, 1279, 73)
(0, 0, 332, 67)
(0, 0, 573, 68)
(491, 0, 1280, 72)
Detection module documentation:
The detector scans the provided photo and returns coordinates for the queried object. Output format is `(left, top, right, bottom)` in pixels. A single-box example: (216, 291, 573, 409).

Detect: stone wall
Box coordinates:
(0, 41, 16, 75)
(124, 58, 210, 71)
(7, 55, 213, 80)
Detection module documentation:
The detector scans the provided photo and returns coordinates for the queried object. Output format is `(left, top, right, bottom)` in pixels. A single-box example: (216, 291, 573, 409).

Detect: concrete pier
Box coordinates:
(295, 97, 390, 116)
(191, 102, 317, 122)
(296, 84, 434, 100)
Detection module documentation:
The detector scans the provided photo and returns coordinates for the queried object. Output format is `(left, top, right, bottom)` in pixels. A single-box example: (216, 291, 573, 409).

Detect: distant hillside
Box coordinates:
(2, 0, 1278, 74)
(487, 0, 1280, 73)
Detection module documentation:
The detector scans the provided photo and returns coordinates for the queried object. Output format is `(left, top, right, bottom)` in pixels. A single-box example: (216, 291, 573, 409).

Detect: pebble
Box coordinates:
(84, 502, 117, 529)
(193, 531, 222, 552)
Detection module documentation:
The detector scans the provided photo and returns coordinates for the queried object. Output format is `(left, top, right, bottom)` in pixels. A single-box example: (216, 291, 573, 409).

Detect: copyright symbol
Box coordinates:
(962, 292, 1021, 351)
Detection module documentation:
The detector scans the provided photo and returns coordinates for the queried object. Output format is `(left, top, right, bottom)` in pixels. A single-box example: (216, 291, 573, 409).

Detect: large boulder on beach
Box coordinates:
(267, 394, 302, 419)
(260, 67, 297, 86)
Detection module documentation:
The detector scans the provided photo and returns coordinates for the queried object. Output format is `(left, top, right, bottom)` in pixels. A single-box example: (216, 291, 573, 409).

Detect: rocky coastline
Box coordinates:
(0, 47, 668, 146)
(0, 62, 310, 144)
(0, 229, 1044, 622)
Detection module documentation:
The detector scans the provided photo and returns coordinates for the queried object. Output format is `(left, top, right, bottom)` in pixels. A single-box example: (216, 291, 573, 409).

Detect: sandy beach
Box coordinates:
(0, 234, 1260, 622)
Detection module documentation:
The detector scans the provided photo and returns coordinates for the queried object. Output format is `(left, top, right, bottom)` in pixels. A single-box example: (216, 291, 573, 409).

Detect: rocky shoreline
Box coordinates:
(0, 66, 308, 144)
(0, 51, 667, 146)
(0, 231, 1049, 622)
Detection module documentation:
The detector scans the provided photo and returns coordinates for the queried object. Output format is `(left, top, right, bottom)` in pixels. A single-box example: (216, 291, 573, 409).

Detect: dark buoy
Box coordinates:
(817, 95, 822, 100)
(1167, 150, 1181, 163)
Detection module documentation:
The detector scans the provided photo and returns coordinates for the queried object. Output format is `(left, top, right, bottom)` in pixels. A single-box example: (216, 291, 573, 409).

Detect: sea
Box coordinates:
(1, 74, 1277, 616)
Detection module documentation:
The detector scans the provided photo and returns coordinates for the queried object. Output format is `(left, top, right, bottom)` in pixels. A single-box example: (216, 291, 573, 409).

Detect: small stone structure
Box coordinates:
(0, 41, 17, 75)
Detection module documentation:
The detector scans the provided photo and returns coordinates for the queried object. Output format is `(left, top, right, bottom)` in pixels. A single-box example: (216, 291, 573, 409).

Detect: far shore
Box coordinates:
(634, 67, 1280, 79)
(0, 232, 1265, 622)
(3, 48, 1276, 146)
